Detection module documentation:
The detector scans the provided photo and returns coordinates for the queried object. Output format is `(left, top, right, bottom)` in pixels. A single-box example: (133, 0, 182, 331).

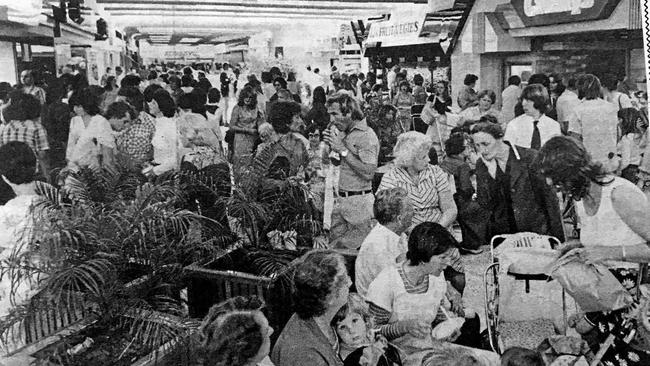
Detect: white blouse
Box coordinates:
(151, 116, 179, 175)
(66, 115, 115, 169)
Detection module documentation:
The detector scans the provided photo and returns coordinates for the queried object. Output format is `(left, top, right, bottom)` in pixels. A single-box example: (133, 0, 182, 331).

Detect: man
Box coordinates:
(324, 92, 379, 249)
(355, 188, 413, 297)
(113, 87, 155, 168)
(101, 67, 112, 87)
(504, 84, 561, 150)
(501, 75, 521, 125)
(555, 77, 580, 133)
(457, 74, 478, 111)
(19, 70, 46, 105)
(115, 66, 124, 87)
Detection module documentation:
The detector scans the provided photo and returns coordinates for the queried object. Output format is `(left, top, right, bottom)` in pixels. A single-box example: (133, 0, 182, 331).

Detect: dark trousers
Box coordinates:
(453, 316, 483, 349)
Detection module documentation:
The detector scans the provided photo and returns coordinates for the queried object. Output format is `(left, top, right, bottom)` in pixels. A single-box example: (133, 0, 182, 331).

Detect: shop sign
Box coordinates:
(366, 14, 425, 46)
(511, 0, 622, 27)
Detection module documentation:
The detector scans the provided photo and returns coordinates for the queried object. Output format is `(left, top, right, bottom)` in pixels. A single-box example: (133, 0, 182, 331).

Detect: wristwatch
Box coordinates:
(340, 149, 349, 158)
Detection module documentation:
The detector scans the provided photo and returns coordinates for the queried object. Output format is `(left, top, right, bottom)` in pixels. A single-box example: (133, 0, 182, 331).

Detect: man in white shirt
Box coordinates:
(555, 77, 580, 132)
(355, 187, 413, 297)
(501, 75, 522, 125)
(504, 84, 561, 149)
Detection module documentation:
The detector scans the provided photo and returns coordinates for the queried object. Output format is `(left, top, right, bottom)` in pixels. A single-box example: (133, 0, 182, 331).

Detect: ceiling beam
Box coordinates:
(109, 12, 354, 19)
(97, 0, 415, 10)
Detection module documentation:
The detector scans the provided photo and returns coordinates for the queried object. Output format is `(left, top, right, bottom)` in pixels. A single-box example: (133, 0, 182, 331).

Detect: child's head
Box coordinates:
(500, 347, 544, 366)
(331, 293, 373, 348)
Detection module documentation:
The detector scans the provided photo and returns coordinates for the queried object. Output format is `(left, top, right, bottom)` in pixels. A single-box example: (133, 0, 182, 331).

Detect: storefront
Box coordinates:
(450, 0, 644, 109)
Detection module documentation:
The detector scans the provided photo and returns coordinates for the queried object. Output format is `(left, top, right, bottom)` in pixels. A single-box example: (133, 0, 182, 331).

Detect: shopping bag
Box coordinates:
(550, 254, 633, 312)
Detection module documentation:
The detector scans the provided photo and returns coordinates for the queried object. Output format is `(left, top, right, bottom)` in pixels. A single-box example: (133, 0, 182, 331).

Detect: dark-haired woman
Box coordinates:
(271, 250, 352, 366)
(143, 89, 178, 176)
(230, 85, 264, 170)
(305, 86, 329, 133)
(617, 108, 647, 183)
(66, 89, 115, 170)
(537, 135, 650, 366)
(471, 122, 564, 241)
(100, 75, 119, 112)
(366, 222, 498, 366)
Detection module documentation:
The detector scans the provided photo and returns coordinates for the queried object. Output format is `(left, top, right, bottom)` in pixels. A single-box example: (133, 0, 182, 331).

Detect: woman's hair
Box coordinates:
(326, 92, 364, 121)
(463, 74, 478, 86)
(379, 104, 398, 120)
(508, 75, 521, 86)
(399, 80, 410, 91)
(601, 73, 619, 92)
(500, 347, 544, 366)
(549, 73, 566, 94)
(178, 93, 193, 110)
(374, 187, 409, 225)
(445, 132, 467, 157)
(331, 293, 374, 330)
(521, 84, 550, 113)
(273, 77, 288, 89)
(261, 71, 272, 84)
(207, 88, 221, 104)
(0, 141, 36, 185)
(168, 75, 181, 89)
(292, 250, 346, 319)
(3, 92, 41, 121)
(413, 74, 424, 86)
(181, 74, 194, 88)
(479, 114, 499, 125)
(199, 311, 264, 366)
(536, 135, 611, 199)
(105, 101, 136, 120)
(312, 86, 326, 105)
(104, 76, 116, 91)
(470, 122, 504, 139)
(268, 101, 302, 134)
(117, 86, 145, 113)
(618, 107, 643, 135)
(237, 85, 258, 108)
(392, 131, 433, 168)
(477, 89, 496, 105)
(528, 74, 550, 90)
(143, 83, 163, 103)
(152, 89, 176, 118)
(577, 74, 602, 100)
(69, 88, 101, 116)
(406, 222, 455, 266)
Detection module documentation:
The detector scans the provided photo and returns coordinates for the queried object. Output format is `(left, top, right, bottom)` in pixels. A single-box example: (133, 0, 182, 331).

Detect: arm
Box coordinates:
(99, 145, 115, 169)
(437, 187, 457, 228)
(37, 151, 50, 182)
(618, 137, 631, 173)
(342, 146, 377, 181)
(457, 163, 474, 199)
(567, 110, 582, 141)
(152, 126, 179, 175)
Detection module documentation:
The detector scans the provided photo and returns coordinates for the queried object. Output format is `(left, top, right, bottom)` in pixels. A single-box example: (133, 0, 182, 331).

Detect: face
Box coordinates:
(478, 95, 493, 111)
(472, 131, 500, 161)
(73, 104, 85, 117)
(244, 93, 255, 106)
(521, 98, 537, 116)
(335, 312, 369, 348)
(436, 83, 445, 94)
(109, 112, 132, 132)
(411, 146, 430, 172)
(384, 111, 395, 121)
(549, 77, 557, 92)
(148, 99, 160, 116)
(422, 252, 449, 277)
(274, 81, 282, 91)
(327, 102, 353, 132)
(400, 84, 408, 93)
(289, 113, 305, 133)
(20, 72, 33, 86)
(250, 312, 274, 364)
(308, 129, 321, 147)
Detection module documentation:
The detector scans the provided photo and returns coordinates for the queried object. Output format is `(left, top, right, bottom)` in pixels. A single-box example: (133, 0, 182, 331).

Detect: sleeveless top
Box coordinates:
(575, 176, 646, 268)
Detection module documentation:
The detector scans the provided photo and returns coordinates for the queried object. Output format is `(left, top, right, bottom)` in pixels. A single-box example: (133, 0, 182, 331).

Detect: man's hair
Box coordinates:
(325, 92, 364, 121)
(463, 74, 478, 86)
(374, 187, 409, 225)
(3, 92, 41, 121)
(105, 101, 135, 120)
(268, 101, 302, 134)
(0, 142, 36, 185)
(470, 122, 504, 139)
(508, 75, 521, 86)
(521, 84, 551, 113)
(292, 250, 346, 319)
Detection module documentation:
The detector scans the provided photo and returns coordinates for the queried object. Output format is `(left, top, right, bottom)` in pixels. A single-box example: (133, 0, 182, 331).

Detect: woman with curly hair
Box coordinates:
(198, 296, 274, 366)
(537, 135, 650, 366)
(230, 85, 265, 169)
(271, 249, 352, 366)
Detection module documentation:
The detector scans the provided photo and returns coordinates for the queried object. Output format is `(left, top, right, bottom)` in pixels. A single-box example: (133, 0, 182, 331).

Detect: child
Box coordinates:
(617, 108, 647, 183)
(332, 293, 402, 366)
(500, 347, 544, 366)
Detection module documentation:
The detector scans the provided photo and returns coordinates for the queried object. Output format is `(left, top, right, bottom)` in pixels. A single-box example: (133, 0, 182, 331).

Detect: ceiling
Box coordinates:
(90, 0, 431, 45)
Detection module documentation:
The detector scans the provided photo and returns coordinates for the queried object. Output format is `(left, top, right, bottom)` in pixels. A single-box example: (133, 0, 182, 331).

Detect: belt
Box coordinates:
(337, 190, 373, 198)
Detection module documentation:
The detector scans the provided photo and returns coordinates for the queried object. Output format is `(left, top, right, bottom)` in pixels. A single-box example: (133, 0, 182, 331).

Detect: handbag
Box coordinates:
(224, 129, 235, 145)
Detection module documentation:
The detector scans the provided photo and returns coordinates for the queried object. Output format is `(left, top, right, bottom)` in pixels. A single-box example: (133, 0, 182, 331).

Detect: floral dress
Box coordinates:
(393, 93, 413, 131)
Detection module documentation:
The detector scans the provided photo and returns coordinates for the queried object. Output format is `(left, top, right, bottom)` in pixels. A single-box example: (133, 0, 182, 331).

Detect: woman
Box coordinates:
(142, 89, 178, 177)
(459, 90, 502, 129)
(537, 135, 650, 366)
(602, 73, 633, 111)
(287, 72, 301, 96)
(373, 104, 403, 166)
(392, 81, 414, 131)
(430, 80, 452, 113)
(366, 222, 499, 366)
(471, 122, 564, 241)
(377, 132, 465, 292)
(271, 250, 352, 366)
(420, 101, 461, 161)
(100, 75, 119, 112)
(230, 85, 264, 170)
(412, 74, 428, 106)
(568, 74, 619, 169)
(168, 75, 183, 103)
(617, 108, 646, 183)
(305, 86, 329, 133)
(66, 88, 115, 170)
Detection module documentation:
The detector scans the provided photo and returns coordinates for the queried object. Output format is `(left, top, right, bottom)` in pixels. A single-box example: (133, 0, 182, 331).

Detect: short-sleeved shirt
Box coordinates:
(0, 119, 50, 155)
(339, 119, 379, 192)
(66, 115, 116, 168)
(114, 112, 156, 166)
(568, 99, 618, 165)
(355, 223, 407, 297)
(378, 165, 464, 273)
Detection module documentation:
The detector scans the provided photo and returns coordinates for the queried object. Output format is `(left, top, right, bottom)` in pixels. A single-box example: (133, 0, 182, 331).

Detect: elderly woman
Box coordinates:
(471, 122, 564, 241)
(459, 89, 502, 129)
(378, 131, 466, 292)
(537, 136, 650, 366)
(271, 250, 352, 366)
(366, 222, 499, 366)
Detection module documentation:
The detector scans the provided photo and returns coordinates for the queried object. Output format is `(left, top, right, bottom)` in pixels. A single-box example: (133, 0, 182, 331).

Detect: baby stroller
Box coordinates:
(484, 232, 569, 354)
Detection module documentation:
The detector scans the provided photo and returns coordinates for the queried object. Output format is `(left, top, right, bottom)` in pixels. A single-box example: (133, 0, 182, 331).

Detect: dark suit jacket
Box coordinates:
(475, 143, 565, 241)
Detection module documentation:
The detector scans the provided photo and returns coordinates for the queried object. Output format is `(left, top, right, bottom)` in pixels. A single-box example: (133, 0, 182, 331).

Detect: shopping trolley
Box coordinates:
(484, 232, 567, 354)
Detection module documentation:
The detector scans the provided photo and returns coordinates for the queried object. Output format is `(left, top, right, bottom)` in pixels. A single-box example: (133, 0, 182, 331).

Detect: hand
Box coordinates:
(323, 128, 345, 153)
(440, 328, 462, 343)
(563, 246, 615, 265)
(446, 286, 465, 317)
(404, 318, 432, 338)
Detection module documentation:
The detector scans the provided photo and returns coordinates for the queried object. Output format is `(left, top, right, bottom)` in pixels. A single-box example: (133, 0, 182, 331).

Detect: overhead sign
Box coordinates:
(511, 0, 621, 27)
(366, 14, 426, 47)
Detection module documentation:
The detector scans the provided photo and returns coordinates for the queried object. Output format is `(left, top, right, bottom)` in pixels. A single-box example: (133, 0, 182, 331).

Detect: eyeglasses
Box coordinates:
(309, 133, 320, 138)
